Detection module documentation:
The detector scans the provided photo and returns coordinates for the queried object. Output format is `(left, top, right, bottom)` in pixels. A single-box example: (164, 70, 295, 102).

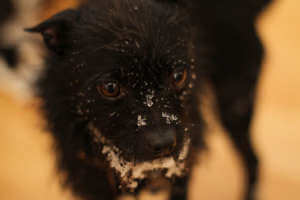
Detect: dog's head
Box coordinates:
(28, 0, 205, 190)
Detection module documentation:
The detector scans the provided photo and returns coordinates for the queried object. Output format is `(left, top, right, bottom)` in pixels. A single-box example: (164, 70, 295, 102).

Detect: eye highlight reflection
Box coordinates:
(171, 67, 188, 90)
(97, 80, 121, 99)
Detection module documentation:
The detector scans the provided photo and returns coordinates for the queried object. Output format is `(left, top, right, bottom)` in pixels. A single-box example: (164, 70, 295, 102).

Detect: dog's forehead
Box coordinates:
(106, 35, 190, 71)
(75, 32, 190, 81)
(119, 41, 190, 79)
(74, 0, 191, 67)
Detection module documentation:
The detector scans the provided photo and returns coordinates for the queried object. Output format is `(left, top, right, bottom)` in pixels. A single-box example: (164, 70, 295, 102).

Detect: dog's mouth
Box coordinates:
(88, 123, 191, 191)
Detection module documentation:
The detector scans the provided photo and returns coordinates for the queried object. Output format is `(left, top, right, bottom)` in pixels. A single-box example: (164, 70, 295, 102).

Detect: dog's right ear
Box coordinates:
(25, 9, 79, 55)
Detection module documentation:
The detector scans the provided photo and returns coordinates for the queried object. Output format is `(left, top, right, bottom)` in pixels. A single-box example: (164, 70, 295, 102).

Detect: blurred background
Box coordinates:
(0, 0, 299, 199)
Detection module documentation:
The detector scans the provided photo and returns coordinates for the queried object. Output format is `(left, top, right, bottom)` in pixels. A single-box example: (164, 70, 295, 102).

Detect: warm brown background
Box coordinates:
(0, 0, 299, 199)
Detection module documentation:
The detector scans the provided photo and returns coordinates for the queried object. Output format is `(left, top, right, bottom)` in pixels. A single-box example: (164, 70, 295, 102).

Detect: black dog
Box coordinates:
(27, 0, 272, 200)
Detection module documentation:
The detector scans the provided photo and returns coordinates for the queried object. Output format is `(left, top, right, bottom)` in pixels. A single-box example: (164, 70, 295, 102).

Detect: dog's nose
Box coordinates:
(145, 129, 176, 157)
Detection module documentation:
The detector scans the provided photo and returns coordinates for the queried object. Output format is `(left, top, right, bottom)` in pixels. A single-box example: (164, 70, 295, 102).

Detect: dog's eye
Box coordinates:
(97, 80, 121, 98)
(171, 67, 188, 90)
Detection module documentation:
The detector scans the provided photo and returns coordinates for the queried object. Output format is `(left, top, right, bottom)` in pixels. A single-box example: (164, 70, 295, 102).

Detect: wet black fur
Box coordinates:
(27, 0, 272, 200)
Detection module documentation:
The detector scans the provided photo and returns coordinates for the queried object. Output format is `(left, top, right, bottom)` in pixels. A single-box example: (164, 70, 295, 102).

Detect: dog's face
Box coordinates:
(29, 0, 204, 190)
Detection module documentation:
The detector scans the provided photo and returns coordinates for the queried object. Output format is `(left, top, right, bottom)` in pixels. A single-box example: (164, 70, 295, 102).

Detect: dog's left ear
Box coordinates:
(25, 9, 78, 55)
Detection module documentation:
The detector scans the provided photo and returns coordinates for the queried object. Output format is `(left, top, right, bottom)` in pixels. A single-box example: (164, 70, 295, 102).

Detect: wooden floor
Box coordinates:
(0, 0, 300, 199)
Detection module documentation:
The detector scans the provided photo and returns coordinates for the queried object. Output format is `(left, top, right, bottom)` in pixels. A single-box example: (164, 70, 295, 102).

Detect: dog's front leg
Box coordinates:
(169, 176, 189, 200)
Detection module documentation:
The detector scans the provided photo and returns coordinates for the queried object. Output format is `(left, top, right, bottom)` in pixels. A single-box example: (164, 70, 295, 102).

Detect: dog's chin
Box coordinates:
(88, 123, 191, 191)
